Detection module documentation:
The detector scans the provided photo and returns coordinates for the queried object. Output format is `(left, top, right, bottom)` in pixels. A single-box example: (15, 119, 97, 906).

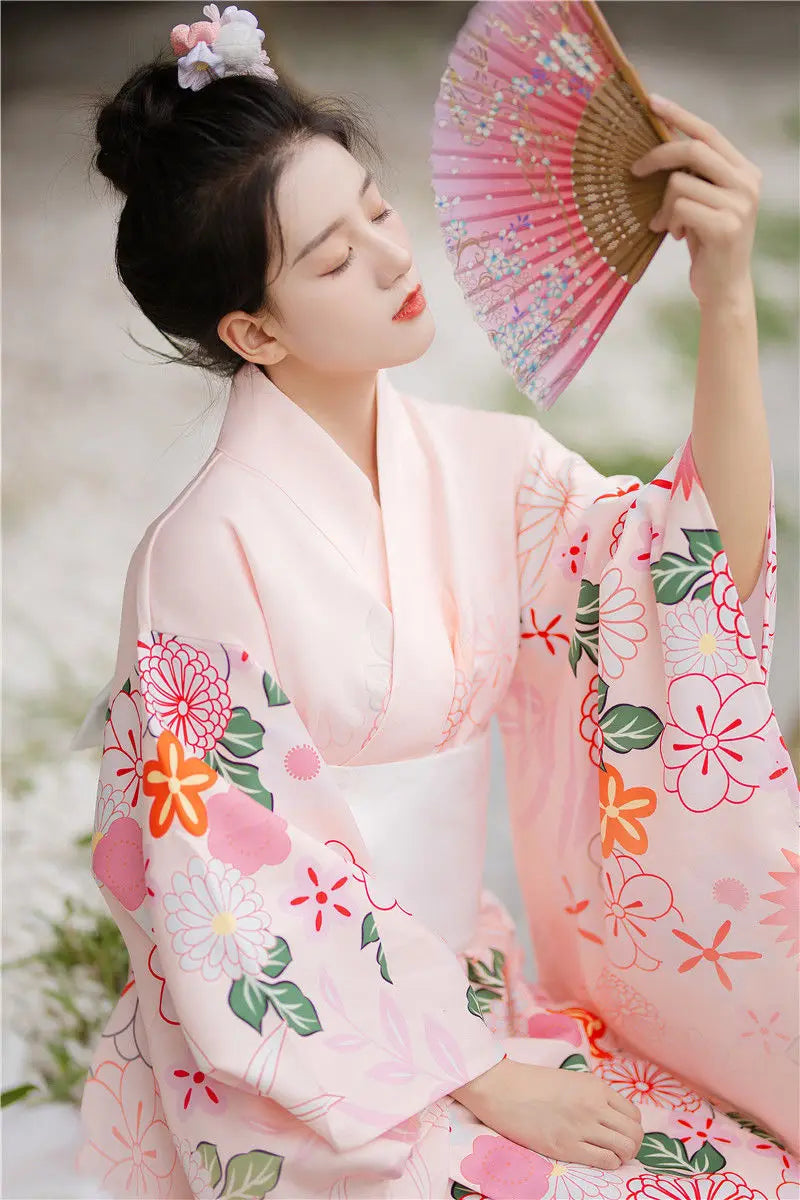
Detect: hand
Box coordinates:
(451, 1056, 644, 1170)
(630, 94, 762, 309)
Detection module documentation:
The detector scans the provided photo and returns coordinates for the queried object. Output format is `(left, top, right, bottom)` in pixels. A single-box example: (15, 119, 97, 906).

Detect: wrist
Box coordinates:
(450, 1052, 510, 1110)
(698, 278, 756, 320)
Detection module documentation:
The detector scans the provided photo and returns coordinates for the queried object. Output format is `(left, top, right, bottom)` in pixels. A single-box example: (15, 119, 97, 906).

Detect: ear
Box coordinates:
(217, 311, 288, 367)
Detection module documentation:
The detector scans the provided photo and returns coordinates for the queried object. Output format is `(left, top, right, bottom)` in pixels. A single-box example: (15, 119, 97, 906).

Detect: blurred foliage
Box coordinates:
(754, 209, 800, 266)
(651, 285, 798, 375)
(2, 896, 129, 1105)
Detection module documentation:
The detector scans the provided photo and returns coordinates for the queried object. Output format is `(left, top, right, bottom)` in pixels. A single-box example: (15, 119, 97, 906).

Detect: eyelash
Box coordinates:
(326, 208, 394, 277)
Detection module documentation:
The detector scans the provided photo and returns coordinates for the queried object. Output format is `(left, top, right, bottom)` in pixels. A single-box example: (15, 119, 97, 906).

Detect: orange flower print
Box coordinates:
(673, 919, 762, 991)
(599, 763, 657, 858)
(143, 729, 216, 839)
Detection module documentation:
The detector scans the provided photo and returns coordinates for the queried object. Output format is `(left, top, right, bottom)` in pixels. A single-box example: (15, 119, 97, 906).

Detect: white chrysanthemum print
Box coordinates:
(163, 856, 272, 982)
(661, 597, 745, 679)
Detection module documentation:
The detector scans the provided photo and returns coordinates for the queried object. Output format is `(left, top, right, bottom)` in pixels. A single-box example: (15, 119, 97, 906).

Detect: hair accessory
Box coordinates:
(170, 4, 279, 92)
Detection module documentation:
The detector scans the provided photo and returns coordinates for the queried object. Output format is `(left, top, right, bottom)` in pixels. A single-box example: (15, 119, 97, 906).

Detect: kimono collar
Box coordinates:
(215, 361, 394, 569)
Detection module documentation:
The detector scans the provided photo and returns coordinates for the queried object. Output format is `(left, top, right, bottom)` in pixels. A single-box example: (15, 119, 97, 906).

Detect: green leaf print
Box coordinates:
(559, 1053, 590, 1072)
(261, 936, 291, 979)
(596, 677, 608, 715)
(464, 952, 505, 1016)
(263, 671, 290, 708)
(261, 980, 322, 1036)
(684, 528, 722, 570)
(228, 974, 269, 1033)
(650, 553, 708, 604)
(122, 678, 132, 695)
(690, 1142, 727, 1173)
(599, 704, 664, 754)
(361, 912, 379, 947)
(361, 912, 392, 982)
(376, 940, 392, 984)
(568, 579, 600, 675)
(196, 1141, 222, 1189)
(636, 1132, 694, 1175)
(725, 1111, 786, 1149)
(466, 984, 484, 1019)
(220, 1148, 283, 1197)
(220, 707, 265, 758)
(451, 1184, 482, 1199)
(204, 748, 273, 811)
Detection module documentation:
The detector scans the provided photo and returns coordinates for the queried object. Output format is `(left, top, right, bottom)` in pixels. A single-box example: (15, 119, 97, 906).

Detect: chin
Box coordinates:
(388, 309, 437, 367)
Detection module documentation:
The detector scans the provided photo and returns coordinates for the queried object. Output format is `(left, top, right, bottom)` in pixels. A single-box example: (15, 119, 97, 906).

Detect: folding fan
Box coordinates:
(429, 0, 680, 410)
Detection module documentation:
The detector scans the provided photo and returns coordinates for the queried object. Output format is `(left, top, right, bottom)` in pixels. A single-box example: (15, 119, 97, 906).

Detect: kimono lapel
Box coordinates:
(216, 363, 378, 574)
(214, 362, 456, 763)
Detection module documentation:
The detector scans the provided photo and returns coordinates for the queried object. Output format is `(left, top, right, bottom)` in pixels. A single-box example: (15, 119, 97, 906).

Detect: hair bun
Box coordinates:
(94, 61, 182, 197)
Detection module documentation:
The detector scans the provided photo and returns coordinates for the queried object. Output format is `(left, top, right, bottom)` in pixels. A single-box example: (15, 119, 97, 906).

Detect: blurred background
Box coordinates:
(2, 2, 798, 1195)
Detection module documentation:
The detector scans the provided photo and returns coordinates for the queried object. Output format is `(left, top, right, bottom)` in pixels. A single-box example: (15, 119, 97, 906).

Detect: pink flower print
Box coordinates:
(76, 1058, 178, 1197)
(754, 719, 795, 790)
(604, 854, 674, 971)
(660, 673, 771, 811)
(598, 567, 647, 680)
(598, 1056, 702, 1111)
(526, 1010, 583, 1046)
(627, 1171, 767, 1199)
(712, 877, 749, 911)
(628, 518, 660, 573)
(460, 1132, 551, 1197)
(661, 599, 744, 680)
(760, 847, 799, 958)
(167, 1061, 225, 1115)
(672, 1113, 733, 1156)
(92, 816, 147, 912)
(171, 1135, 216, 1199)
(138, 639, 232, 756)
(92, 782, 131, 851)
(206, 787, 291, 873)
(284, 744, 321, 781)
(169, 17, 221, 56)
(672, 919, 761, 990)
(740, 1008, 792, 1056)
(557, 524, 589, 581)
(710, 550, 759, 661)
(283, 857, 352, 935)
(103, 688, 146, 808)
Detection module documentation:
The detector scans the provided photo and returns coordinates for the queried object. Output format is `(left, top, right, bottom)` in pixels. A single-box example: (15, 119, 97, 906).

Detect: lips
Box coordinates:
(394, 284, 422, 318)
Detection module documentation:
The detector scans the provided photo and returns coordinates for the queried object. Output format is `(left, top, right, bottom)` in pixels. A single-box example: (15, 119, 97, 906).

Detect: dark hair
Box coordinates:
(92, 51, 384, 379)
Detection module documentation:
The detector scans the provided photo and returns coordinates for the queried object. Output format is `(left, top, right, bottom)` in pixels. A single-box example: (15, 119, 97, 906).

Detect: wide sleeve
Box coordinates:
(499, 416, 798, 1152)
(92, 624, 505, 1157)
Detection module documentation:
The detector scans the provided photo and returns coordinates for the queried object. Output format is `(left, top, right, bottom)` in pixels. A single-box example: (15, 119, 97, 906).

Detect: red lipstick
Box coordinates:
(393, 284, 426, 321)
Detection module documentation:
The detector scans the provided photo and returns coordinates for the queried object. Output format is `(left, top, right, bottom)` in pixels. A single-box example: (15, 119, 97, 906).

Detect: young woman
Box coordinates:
(76, 7, 798, 1198)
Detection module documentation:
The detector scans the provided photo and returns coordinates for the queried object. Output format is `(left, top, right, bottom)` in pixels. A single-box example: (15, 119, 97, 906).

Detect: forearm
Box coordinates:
(690, 278, 771, 602)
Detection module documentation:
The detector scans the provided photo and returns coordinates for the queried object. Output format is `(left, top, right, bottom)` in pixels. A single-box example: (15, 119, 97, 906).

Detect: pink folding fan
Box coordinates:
(429, 0, 679, 411)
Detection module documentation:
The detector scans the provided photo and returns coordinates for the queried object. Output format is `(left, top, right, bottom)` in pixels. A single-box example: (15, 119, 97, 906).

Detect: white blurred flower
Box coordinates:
(177, 42, 226, 91)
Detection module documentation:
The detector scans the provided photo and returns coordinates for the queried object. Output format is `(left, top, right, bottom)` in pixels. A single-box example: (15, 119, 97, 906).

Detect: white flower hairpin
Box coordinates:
(169, 4, 279, 92)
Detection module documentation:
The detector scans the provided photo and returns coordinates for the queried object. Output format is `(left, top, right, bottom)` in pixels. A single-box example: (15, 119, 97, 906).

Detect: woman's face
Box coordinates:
(256, 135, 436, 373)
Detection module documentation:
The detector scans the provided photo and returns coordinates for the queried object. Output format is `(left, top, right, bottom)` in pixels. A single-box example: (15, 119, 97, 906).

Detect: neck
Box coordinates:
(257, 360, 380, 504)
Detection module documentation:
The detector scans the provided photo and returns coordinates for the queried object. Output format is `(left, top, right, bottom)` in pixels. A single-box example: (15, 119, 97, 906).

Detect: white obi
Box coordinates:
(328, 729, 492, 954)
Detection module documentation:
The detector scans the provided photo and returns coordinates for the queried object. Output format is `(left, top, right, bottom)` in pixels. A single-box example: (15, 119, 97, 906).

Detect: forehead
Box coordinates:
(276, 137, 367, 236)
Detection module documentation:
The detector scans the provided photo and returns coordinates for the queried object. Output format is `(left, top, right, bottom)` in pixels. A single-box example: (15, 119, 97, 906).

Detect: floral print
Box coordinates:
(661, 597, 746, 679)
(660, 674, 771, 812)
(162, 855, 273, 982)
(138, 638, 231, 756)
(599, 764, 657, 858)
(598, 567, 647, 681)
(144, 729, 216, 838)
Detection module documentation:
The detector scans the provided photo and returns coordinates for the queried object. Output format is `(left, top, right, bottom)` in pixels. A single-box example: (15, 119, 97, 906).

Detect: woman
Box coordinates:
(76, 7, 798, 1198)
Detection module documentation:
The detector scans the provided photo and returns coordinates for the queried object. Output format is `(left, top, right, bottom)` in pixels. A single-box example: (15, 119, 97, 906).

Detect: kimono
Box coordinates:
(74, 360, 799, 1200)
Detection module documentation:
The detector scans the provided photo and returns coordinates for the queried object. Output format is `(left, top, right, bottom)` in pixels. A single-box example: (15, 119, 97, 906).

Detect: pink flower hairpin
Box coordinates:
(170, 4, 279, 92)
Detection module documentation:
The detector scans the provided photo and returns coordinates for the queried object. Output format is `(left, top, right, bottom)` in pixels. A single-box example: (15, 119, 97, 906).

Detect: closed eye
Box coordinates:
(325, 208, 394, 277)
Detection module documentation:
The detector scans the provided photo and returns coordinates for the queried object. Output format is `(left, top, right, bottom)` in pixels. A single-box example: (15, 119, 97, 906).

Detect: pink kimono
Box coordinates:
(75, 362, 798, 1199)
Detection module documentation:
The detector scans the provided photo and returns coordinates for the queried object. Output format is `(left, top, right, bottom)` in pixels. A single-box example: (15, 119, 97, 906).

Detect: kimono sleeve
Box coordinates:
(93, 628, 505, 1156)
(501, 417, 798, 1151)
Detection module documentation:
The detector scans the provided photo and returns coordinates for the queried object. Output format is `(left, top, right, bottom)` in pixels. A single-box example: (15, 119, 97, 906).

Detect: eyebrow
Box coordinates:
(290, 169, 375, 268)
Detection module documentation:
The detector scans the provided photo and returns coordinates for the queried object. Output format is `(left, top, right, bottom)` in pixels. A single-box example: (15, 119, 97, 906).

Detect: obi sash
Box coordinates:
(327, 729, 492, 953)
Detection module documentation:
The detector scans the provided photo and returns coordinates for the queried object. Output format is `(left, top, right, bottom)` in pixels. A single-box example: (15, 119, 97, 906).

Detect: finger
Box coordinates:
(588, 1122, 640, 1163)
(606, 1089, 642, 1124)
(647, 95, 750, 168)
(598, 1111, 645, 1153)
(632, 139, 740, 190)
(573, 1142, 623, 1171)
(664, 196, 740, 244)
